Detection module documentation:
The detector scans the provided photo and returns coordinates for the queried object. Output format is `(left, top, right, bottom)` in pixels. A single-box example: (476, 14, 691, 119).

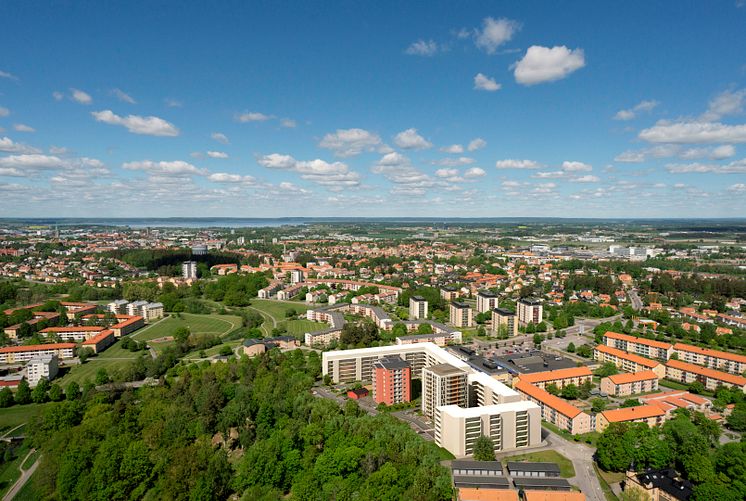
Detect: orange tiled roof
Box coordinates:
(605, 331, 671, 350)
(0, 343, 76, 353)
(594, 345, 661, 369)
(600, 405, 665, 423)
(666, 359, 746, 386)
(523, 492, 586, 501)
(514, 381, 583, 419)
(673, 343, 746, 364)
(606, 370, 658, 385)
(458, 488, 519, 501)
(520, 367, 592, 384)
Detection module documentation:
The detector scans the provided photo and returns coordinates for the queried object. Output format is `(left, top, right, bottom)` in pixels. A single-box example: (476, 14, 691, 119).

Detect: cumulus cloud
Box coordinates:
(639, 120, 746, 144)
(0, 70, 18, 80)
(666, 159, 746, 174)
(435, 168, 459, 178)
(495, 159, 542, 169)
(112, 88, 136, 104)
(257, 153, 361, 190)
(0, 107, 8, 117)
(70, 88, 92, 105)
(164, 98, 183, 108)
(440, 144, 464, 154)
(728, 183, 746, 193)
(613, 100, 658, 121)
(464, 167, 486, 178)
(123, 160, 206, 176)
(614, 150, 646, 163)
(475, 17, 520, 54)
(208, 172, 256, 184)
(319, 128, 384, 157)
(0, 137, 41, 154)
(394, 128, 432, 150)
(474, 73, 501, 91)
(701, 88, 746, 121)
(561, 161, 592, 172)
(372, 152, 433, 195)
(211, 132, 229, 144)
(280, 118, 297, 128)
(405, 39, 439, 56)
(49, 146, 68, 154)
(433, 156, 475, 167)
(467, 138, 487, 151)
(573, 175, 600, 183)
(533, 171, 566, 179)
(711, 144, 736, 159)
(236, 111, 272, 122)
(0, 155, 106, 178)
(513, 45, 585, 85)
(206, 151, 228, 159)
(13, 124, 35, 133)
(92, 110, 180, 136)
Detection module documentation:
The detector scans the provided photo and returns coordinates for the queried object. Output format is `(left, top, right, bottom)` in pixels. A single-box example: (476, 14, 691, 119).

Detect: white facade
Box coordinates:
(409, 296, 428, 320)
(182, 261, 198, 280)
(25, 354, 59, 386)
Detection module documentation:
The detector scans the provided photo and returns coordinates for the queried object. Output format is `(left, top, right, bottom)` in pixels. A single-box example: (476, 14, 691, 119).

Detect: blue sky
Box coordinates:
(1, 0, 746, 218)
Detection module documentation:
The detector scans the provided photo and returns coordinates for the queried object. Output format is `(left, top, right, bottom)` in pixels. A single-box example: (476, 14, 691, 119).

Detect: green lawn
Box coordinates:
(280, 319, 327, 336)
(131, 313, 241, 343)
(56, 359, 136, 386)
(502, 450, 576, 478)
(249, 299, 311, 321)
(595, 463, 621, 501)
(0, 442, 30, 499)
(0, 403, 52, 435)
(12, 465, 45, 501)
(96, 339, 142, 360)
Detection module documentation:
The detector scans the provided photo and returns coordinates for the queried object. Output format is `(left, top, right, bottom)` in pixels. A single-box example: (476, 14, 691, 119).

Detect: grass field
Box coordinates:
(131, 313, 241, 342)
(0, 442, 30, 499)
(56, 359, 136, 386)
(282, 319, 326, 336)
(250, 299, 311, 320)
(502, 450, 576, 478)
(12, 466, 44, 501)
(0, 403, 52, 435)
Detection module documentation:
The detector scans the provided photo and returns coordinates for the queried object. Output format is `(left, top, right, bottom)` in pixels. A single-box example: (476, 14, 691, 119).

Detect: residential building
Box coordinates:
(290, 269, 305, 284)
(600, 371, 659, 397)
(141, 302, 164, 322)
(423, 363, 469, 419)
(240, 339, 267, 357)
(435, 401, 540, 457)
(665, 359, 746, 392)
(107, 299, 129, 314)
(672, 343, 746, 375)
(514, 381, 592, 435)
(492, 308, 518, 337)
(450, 301, 474, 328)
(441, 286, 460, 302)
(523, 492, 585, 501)
(457, 488, 518, 501)
(0, 343, 76, 364)
(39, 326, 105, 342)
(506, 462, 561, 478)
(126, 300, 148, 316)
(640, 390, 712, 420)
(596, 405, 666, 432)
(476, 291, 499, 313)
(513, 367, 593, 391)
(372, 357, 411, 405)
(593, 344, 666, 379)
(517, 298, 543, 325)
(623, 469, 692, 501)
(182, 260, 198, 280)
(81, 329, 116, 353)
(602, 331, 673, 361)
(409, 296, 428, 320)
(25, 354, 59, 386)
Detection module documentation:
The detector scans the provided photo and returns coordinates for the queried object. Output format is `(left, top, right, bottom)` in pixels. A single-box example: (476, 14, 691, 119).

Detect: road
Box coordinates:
(628, 289, 643, 311)
(3, 449, 40, 501)
(496, 428, 606, 501)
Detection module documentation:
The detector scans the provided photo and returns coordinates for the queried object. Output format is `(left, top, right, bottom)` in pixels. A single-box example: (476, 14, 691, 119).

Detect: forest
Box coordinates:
(23, 350, 454, 500)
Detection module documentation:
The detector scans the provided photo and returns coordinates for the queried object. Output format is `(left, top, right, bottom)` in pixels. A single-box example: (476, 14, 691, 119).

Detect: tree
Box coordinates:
(95, 368, 110, 386)
(591, 398, 607, 413)
(561, 384, 579, 400)
(173, 327, 190, 344)
(621, 399, 641, 408)
(594, 362, 619, 377)
(66, 381, 81, 400)
(532, 334, 544, 347)
(0, 387, 13, 407)
(576, 344, 593, 358)
(219, 345, 233, 356)
(726, 403, 746, 431)
(48, 384, 64, 402)
(688, 381, 705, 394)
(15, 378, 31, 404)
(472, 435, 495, 461)
(566, 342, 576, 353)
(545, 383, 560, 396)
(417, 323, 433, 335)
(31, 377, 50, 403)
(78, 347, 94, 363)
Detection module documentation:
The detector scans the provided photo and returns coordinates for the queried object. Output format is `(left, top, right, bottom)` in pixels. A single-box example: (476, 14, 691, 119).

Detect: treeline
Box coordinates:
(596, 410, 744, 500)
(644, 274, 746, 303)
(25, 350, 454, 500)
(106, 249, 243, 272)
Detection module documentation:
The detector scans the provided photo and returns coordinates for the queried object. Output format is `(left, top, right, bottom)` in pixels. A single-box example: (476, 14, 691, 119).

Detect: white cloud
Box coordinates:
(211, 132, 229, 144)
(501, 180, 521, 188)
(467, 138, 486, 151)
(52, 91, 64, 101)
(257, 153, 361, 189)
(91, 110, 180, 136)
(164, 98, 182, 108)
(405, 39, 439, 56)
(435, 168, 459, 178)
(433, 156, 475, 167)
(495, 159, 541, 169)
(394, 128, 432, 150)
(236, 111, 272, 122)
(474, 73, 501, 91)
(208, 172, 255, 184)
(614, 150, 645, 163)
(711, 144, 736, 159)
(561, 161, 592, 172)
(0, 107, 8, 117)
(475, 17, 520, 54)
(13, 124, 35, 133)
(573, 175, 600, 183)
(49, 146, 68, 154)
(613, 100, 659, 121)
(112, 88, 136, 104)
(70, 88, 92, 105)
(280, 118, 297, 128)
(666, 159, 746, 174)
(372, 152, 434, 195)
(702, 89, 746, 121)
(533, 171, 566, 179)
(639, 120, 746, 144)
(319, 128, 384, 157)
(513, 46, 585, 85)
(464, 167, 486, 178)
(207, 151, 228, 159)
(441, 144, 464, 154)
(0, 70, 18, 80)
(0, 154, 104, 173)
(123, 160, 205, 176)
(728, 183, 746, 193)
(0, 137, 40, 154)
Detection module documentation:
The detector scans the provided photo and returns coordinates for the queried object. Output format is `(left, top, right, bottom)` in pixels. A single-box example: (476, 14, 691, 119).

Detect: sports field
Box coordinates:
(131, 312, 241, 342)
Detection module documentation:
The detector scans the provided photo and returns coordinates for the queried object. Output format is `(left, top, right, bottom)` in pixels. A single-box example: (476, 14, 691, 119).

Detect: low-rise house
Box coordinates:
(600, 371, 659, 397)
(596, 405, 666, 432)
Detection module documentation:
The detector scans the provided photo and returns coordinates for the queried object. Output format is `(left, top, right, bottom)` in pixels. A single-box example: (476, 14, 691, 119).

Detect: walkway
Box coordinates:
(3, 449, 40, 501)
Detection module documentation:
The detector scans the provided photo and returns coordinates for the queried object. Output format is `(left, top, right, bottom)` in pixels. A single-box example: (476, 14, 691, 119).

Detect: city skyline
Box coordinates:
(1, 1, 746, 217)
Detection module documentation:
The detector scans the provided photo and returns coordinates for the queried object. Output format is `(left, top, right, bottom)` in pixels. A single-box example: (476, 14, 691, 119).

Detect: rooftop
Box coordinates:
(604, 331, 672, 350)
(427, 363, 468, 377)
(436, 401, 540, 418)
(606, 370, 658, 385)
(666, 359, 746, 386)
(600, 404, 665, 423)
(506, 462, 561, 474)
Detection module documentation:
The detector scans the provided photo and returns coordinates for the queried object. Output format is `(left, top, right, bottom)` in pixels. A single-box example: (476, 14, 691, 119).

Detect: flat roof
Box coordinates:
(512, 478, 572, 490)
(452, 301, 471, 309)
(428, 363, 467, 377)
(374, 357, 410, 370)
(495, 351, 578, 375)
(452, 460, 504, 471)
(437, 401, 540, 418)
(493, 308, 515, 316)
(454, 477, 511, 488)
(468, 371, 520, 399)
(478, 290, 498, 298)
(507, 462, 561, 474)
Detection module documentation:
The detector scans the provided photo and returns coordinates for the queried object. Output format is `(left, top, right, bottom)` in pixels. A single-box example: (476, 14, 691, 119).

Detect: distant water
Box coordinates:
(1, 217, 744, 229)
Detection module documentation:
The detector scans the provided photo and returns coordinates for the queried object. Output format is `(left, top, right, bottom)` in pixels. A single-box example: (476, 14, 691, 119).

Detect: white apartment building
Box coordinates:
(409, 296, 428, 320)
(142, 302, 164, 322)
(492, 308, 518, 337)
(517, 298, 543, 325)
(476, 291, 499, 313)
(449, 301, 474, 328)
(26, 354, 59, 387)
(182, 261, 198, 280)
(422, 363, 469, 420)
